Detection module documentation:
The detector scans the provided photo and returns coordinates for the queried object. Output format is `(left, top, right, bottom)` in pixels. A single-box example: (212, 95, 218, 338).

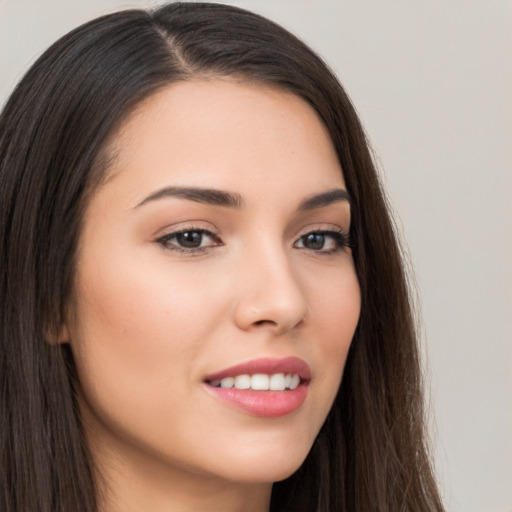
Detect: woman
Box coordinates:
(0, 2, 444, 511)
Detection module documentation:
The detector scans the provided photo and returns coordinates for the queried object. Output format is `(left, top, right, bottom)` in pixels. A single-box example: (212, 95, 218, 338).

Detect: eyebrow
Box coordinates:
(298, 188, 351, 211)
(134, 186, 350, 210)
(135, 186, 243, 209)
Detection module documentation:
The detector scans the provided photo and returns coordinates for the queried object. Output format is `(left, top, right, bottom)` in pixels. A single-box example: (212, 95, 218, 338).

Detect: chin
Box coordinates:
(207, 440, 312, 484)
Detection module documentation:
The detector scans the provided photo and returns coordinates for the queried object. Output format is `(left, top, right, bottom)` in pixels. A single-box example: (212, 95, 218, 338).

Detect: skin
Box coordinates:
(63, 80, 361, 512)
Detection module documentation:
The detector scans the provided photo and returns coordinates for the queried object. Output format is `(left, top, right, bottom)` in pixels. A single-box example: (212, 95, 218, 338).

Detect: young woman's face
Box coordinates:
(66, 80, 360, 489)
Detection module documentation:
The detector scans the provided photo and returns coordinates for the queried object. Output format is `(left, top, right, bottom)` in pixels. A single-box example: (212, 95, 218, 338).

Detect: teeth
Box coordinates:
(251, 374, 269, 390)
(220, 377, 235, 389)
(269, 373, 286, 391)
(234, 374, 251, 389)
(289, 374, 300, 390)
(211, 373, 301, 391)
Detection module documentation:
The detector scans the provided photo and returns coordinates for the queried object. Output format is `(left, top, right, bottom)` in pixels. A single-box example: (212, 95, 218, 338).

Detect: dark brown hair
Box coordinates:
(0, 3, 444, 511)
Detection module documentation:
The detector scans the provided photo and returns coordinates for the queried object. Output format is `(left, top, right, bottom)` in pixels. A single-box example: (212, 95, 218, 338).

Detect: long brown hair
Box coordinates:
(0, 3, 444, 511)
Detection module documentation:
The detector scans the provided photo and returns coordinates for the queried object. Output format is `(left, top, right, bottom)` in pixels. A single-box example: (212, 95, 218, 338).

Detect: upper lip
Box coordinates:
(204, 356, 311, 383)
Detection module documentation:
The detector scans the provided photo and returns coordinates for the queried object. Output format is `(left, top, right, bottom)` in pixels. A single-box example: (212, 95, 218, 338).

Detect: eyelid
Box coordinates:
(154, 222, 223, 255)
(152, 220, 218, 239)
(293, 224, 351, 253)
(294, 222, 350, 239)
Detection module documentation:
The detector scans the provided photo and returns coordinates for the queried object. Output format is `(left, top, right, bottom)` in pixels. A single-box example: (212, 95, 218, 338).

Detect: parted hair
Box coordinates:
(0, 3, 444, 511)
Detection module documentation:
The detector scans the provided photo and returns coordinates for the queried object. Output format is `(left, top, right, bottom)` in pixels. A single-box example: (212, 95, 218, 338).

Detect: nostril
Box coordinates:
(253, 319, 277, 327)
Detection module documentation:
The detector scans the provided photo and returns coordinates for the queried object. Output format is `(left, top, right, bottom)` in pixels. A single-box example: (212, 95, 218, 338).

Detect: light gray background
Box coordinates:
(1, 1, 510, 511)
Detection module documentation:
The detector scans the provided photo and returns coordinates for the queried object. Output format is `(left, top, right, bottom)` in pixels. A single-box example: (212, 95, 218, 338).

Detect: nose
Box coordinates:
(232, 247, 308, 335)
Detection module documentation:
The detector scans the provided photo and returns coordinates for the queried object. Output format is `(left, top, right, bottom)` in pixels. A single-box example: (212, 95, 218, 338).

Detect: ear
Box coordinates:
(56, 323, 70, 344)
(45, 320, 71, 345)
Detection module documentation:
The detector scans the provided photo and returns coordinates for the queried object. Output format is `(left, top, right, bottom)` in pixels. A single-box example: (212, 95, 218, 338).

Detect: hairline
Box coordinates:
(91, 74, 342, 194)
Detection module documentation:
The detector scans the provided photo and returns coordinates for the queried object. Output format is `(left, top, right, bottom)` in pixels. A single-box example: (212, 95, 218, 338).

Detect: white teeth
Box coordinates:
(234, 374, 251, 389)
(211, 373, 300, 391)
(251, 374, 269, 390)
(219, 377, 235, 389)
(289, 374, 300, 390)
(269, 373, 286, 391)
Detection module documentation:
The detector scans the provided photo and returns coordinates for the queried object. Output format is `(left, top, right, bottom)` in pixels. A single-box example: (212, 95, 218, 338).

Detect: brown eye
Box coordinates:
(157, 229, 221, 254)
(294, 230, 350, 254)
(302, 233, 325, 250)
(175, 231, 204, 248)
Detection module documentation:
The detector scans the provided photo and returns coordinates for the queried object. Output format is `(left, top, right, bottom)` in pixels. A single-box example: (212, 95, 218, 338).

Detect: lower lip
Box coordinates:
(205, 384, 308, 418)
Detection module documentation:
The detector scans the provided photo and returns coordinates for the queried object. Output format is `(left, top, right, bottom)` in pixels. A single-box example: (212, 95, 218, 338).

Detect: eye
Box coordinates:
(294, 230, 350, 254)
(156, 228, 222, 254)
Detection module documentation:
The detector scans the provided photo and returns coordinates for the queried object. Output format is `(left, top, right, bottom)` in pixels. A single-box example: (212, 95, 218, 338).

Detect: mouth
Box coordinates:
(203, 357, 310, 418)
(207, 372, 302, 391)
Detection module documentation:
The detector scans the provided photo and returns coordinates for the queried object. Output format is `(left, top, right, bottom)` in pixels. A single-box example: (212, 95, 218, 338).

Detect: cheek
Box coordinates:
(317, 265, 361, 396)
(67, 255, 235, 468)
(68, 251, 227, 418)
(309, 260, 361, 349)
(305, 263, 360, 413)
(73, 249, 222, 350)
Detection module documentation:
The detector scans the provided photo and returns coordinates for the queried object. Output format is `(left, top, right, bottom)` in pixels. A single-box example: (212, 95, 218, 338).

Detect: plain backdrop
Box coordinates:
(1, 1, 511, 511)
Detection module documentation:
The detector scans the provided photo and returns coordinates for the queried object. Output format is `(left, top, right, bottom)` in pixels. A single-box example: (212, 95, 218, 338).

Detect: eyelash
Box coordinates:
(156, 227, 351, 255)
(156, 228, 221, 255)
(294, 229, 351, 255)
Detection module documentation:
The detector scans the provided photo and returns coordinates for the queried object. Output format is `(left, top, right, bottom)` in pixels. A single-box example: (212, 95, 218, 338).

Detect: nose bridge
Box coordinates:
(232, 233, 308, 333)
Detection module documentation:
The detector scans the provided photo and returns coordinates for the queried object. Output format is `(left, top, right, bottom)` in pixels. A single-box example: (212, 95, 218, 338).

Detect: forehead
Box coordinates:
(98, 79, 345, 204)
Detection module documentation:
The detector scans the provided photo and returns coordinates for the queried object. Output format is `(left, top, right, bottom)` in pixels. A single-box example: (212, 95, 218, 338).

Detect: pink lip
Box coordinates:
(203, 357, 310, 418)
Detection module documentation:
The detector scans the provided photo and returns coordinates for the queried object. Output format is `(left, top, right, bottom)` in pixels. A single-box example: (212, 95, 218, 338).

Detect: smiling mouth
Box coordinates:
(203, 357, 310, 417)
(207, 373, 301, 391)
